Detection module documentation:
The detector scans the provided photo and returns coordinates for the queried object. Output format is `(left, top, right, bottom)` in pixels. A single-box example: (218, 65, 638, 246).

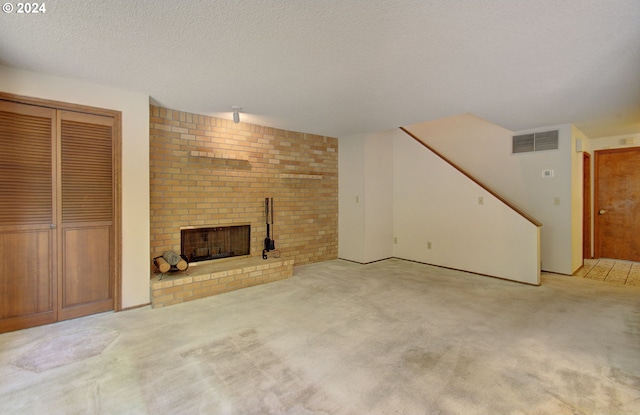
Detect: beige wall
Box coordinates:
(571, 126, 589, 270)
(404, 115, 579, 275)
(0, 65, 151, 308)
(392, 129, 540, 284)
(338, 128, 540, 284)
(149, 106, 338, 268)
(339, 131, 394, 263)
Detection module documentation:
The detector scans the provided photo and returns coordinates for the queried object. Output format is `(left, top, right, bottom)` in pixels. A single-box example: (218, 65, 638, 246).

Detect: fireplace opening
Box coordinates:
(181, 225, 250, 264)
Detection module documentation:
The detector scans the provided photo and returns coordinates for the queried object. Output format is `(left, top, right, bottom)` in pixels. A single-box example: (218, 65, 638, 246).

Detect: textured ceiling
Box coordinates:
(1, 0, 639, 138)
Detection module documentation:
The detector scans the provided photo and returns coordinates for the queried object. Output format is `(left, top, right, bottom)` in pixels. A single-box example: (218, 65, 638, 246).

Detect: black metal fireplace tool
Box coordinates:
(263, 197, 278, 259)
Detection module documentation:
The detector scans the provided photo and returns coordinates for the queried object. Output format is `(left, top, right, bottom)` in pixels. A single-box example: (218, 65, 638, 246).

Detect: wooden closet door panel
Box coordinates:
(61, 226, 112, 310)
(58, 110, 115, 320)
(60, 112, 113, 223)
(0, 231, 53, 317)
(0, 101, 57, 333)
(0, 101, 56, 227)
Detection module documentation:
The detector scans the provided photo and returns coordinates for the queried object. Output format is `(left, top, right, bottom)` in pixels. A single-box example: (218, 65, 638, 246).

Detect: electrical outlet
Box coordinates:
(427, 242, 432, 249)
(394, 237, 398, 244)
(554, 197, 561, 205)
(355, 196, 360, 203)
(478, 196, 484, 205)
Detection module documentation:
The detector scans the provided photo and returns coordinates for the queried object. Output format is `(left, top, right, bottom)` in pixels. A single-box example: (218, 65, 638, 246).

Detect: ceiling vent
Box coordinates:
(512, 130, 559, 154)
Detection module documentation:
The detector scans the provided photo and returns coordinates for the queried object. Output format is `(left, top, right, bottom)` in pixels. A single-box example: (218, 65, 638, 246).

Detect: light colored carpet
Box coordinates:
(11, 329, 119, 373)
(1, 259, 639, 414)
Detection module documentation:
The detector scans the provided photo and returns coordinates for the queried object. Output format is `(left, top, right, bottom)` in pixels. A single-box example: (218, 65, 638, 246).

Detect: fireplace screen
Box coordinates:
(181, 225, 250, 263)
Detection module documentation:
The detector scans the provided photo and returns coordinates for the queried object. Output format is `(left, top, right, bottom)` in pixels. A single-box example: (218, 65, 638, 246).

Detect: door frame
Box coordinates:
(0, 92, 123, 313)
(583, 152, 591, 260)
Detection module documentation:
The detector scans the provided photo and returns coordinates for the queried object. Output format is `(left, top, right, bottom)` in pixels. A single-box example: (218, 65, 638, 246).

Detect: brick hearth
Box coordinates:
(151, 256, 294, 308)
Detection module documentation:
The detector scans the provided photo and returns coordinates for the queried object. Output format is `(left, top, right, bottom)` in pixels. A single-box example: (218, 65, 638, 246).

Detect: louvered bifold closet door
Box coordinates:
(0, 101, 57, 332)
(58, 110, 115, 320)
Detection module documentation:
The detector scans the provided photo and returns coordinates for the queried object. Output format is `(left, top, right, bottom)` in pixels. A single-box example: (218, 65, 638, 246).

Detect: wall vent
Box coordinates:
(512, 130, 559, 154)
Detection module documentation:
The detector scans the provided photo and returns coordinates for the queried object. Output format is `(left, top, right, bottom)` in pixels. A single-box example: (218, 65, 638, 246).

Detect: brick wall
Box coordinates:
(149, 106, 338, 272)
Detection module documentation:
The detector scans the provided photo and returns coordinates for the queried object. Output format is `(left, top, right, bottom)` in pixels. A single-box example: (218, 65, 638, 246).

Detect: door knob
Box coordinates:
(598, 209, 607, 215)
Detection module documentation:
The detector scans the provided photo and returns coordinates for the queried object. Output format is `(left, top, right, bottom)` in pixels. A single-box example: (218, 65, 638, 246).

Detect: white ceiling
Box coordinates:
(1, 0, 639, 138)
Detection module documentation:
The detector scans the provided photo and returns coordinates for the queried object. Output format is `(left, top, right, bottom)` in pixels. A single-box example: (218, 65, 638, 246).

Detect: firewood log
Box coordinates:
(154, 256, 171, 273)
(162, 251, 181, 266)
(176, 258, 188, 271)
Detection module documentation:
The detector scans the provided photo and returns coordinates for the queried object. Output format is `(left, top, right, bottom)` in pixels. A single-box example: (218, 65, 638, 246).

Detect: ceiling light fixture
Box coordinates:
(231, 106, 241, 124)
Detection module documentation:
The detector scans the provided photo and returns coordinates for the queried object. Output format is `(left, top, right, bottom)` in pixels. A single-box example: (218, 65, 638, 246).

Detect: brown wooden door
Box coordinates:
(58, 111, 115, 320)
(594, 147, 640, 261)
(0, 101, 58, 332)
(0, 99, 117, 333)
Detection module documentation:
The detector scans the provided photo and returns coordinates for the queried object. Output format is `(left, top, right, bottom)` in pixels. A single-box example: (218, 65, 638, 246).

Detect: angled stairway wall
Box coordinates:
(393, 128, 541, 285)
(403, 114, 585, 275)
(339, 127, 541, 285)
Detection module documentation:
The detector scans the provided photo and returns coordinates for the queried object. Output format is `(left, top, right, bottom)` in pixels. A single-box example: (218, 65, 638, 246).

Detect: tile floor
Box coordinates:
(574, 258, 640, 286)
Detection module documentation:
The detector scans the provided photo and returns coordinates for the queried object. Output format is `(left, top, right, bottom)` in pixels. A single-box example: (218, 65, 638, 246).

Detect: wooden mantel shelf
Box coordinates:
(279, 173, 323, 180)
(189, 150, 248, 161)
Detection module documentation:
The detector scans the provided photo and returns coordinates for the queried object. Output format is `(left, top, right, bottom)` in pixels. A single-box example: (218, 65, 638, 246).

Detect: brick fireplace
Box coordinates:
(149, 105, 338, 306)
